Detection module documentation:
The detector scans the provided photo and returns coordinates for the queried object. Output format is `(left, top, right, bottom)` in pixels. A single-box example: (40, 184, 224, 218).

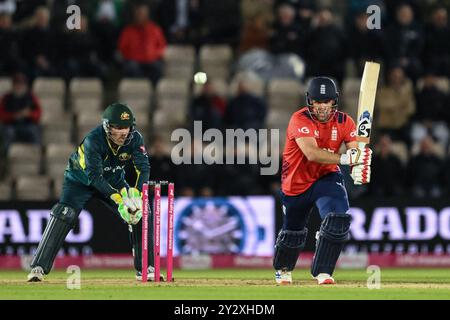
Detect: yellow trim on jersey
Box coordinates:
(106, 137, 121, 156)
(134, 165, 141, 188)
(78, 144, 86, 169)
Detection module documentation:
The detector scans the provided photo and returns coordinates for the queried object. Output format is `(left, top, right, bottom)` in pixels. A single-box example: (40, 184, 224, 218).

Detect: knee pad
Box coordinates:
(51, 203, 79, 227)
(319, 213, 351, 243)
(273, 228, 308, 271)
(30, 203, 80, 274)
(311, 213, 351, 277)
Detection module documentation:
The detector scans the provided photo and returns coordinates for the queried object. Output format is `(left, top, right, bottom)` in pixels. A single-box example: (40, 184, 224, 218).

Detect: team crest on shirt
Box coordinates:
(331, 127, 338, 141)
(118, 152, 131, 161)
(120, 112, 130, 120)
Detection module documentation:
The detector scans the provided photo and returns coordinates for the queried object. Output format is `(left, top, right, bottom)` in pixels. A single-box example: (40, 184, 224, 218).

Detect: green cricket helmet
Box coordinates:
(102, 103, 136, 145)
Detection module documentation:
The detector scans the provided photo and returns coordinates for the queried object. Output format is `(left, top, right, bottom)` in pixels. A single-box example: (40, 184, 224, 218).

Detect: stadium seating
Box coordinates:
(164, 45, 196, 80)
(32, 77, 66, 103)
(69, 78, 103, 113)
(7, 143, 42, 177)
(118, 78, 153, 114)
(199, 45, 233, 79)
(0, 181, 12, 200)
(154, 78, 190, 131)
(0, 77, 12, 97)
(76, 111, 102, 143)
(41, 111, 73, 145)
(268, 79, 304, 113)
(44, 143, 75, 178)
(15, 176, 51, 201)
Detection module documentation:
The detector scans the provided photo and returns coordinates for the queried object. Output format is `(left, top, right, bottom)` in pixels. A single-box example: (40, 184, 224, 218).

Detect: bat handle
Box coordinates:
(358, 142, 367, 149)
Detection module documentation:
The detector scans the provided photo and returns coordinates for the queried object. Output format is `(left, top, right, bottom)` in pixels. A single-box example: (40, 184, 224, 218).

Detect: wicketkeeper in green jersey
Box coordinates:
(27, 103, 159, 282)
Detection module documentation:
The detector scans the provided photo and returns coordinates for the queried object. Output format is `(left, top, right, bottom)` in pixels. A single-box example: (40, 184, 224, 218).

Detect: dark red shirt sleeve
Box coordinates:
(0, 95, 16, 123)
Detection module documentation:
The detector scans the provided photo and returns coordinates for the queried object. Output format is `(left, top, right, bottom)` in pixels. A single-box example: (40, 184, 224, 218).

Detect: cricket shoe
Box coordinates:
(27, 266, 45, 282)
(136, 266, 165, 282)
(275, 269, 292, 285)
(314, 273, 335, 285)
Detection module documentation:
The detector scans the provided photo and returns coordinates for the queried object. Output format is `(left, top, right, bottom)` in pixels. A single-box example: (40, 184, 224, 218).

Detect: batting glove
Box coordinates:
(351, 164, 371, 184)
(339, 147, 372, 166)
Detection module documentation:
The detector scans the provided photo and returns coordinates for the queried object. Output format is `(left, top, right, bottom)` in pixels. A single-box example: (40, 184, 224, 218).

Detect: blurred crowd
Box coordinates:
(0, 0, 450, 199)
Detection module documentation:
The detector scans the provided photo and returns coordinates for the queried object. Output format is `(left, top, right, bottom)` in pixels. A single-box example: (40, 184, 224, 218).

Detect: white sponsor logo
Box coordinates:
(349, 207, 450, 241)
(299, 127, 310, 134)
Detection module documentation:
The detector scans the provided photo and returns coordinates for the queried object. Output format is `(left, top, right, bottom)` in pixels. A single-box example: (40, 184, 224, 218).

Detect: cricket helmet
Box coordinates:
(305, 77, 339, 122)
(102, 103, 136, 145)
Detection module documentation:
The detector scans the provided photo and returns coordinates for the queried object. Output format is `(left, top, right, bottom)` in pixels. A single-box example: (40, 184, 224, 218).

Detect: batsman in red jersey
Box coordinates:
(274, 77, 372, 285)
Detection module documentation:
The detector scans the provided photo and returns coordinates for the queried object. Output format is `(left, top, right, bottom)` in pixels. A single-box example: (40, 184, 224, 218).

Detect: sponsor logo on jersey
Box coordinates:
(299, 127, 310, 134)
(120, 112, 130, 120)
(104, 165, 125, 173)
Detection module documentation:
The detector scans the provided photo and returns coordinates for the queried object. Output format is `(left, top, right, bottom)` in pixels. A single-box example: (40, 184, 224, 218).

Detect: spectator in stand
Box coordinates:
(274, 0, 315, 29)
(90, 0, 123, 64)
(238, 11, 271, 55)
(377, 66, 416, 143)
(156, 0, 203, 44)
(225, 80, 267, 130)
(11, 0, 47, 24)
(410, 69, 450, 149)
(369, 134, 405, 197)
(20, 6, 56, 79)
(59, 15, 106, 81)
(423, 6, 450, 77)
(118, 3, 166, 86)
(348, 10, 385, 74)
(304, 9, 348, 84)
(408, 135, 445, 198)
(383, 3, 424, 82)
(0, 12, 22, 75)
(0, 73, 41, 155)
(190, 80, 226, 130)
(269, 3, 304, 57)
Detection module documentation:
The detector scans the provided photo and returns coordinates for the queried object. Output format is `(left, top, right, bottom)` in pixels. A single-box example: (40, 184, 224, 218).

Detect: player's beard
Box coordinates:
(314, 107, 333, 122)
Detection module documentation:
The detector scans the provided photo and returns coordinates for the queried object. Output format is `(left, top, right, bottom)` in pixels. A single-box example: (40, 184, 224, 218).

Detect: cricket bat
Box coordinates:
(356, 61, 380, 149)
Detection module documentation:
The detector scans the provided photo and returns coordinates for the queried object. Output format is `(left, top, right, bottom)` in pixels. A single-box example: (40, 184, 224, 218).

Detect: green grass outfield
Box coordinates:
(1, 268, 450, 300)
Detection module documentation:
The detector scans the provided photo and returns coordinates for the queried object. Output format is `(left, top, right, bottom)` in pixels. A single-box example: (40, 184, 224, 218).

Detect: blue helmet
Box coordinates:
(305, 77, 339, 122)
(306, 77, 339, 106)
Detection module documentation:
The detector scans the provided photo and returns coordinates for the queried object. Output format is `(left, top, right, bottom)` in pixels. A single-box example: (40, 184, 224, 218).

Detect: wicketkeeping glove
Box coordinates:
(339, 147, 372, 166)
(351, 164, 371, 184)
(110, 187, 143, 225)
